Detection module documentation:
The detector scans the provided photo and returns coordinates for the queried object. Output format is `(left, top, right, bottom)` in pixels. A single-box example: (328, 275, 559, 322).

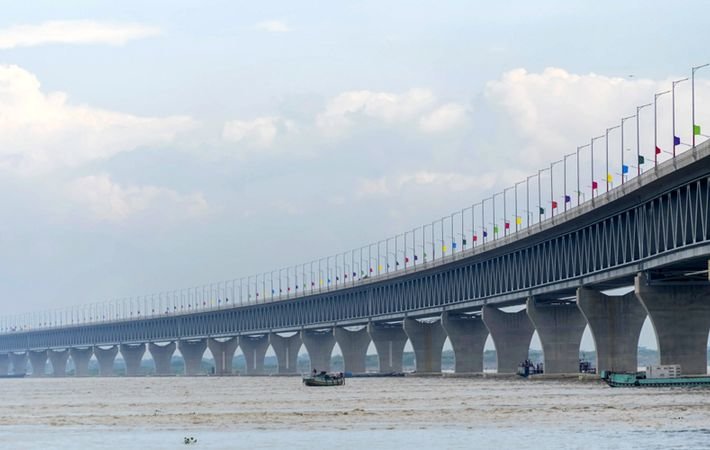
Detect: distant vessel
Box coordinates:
(602, 365, 710, 387)
(0, 373, 25, 379)
(302, 372, 345, 387)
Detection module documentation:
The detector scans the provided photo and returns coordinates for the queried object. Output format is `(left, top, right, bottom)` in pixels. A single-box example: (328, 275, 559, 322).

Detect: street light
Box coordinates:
(590, 135, 604, 199)
(538, 167, 549, 223)
(692, 64, 709, 147)
(636, 104, 651, 176)
(654, 90, 671, 167)
(563, 152, 575, 211)
(526, 174, 536, 226)
(576, 144, 590, 205)
(514, 180, 525, 231)
(550, 159, 563, 217)
(605, 126, 620, 191)
(672, 77, 689, 157)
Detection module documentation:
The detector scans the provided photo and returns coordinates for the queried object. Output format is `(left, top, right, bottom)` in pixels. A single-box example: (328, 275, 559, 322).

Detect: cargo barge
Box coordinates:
(601, 365, 710, 387)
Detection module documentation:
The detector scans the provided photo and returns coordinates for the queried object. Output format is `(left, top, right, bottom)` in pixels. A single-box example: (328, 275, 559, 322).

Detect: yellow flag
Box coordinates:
(516, 216, 522, 225)
(378, 264, 382, 272)
(442, 245, 448, 253)
(607, 173, 613, 183)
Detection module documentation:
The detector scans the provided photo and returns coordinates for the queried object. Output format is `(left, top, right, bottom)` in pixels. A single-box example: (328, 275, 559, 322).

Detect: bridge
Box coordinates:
(1, 88, 710, 378)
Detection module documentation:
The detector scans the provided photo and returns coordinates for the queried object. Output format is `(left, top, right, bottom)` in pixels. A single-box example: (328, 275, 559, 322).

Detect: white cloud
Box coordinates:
(222, 116, 297, 148)
(357, 171, 497, 198)
(418, 103, 468, 133)
(0, 20, 161, 49)
(0, 64, 194, 175)
(316, 88, 437, 136)
(67, 174, 209, 223)
(253, 20, 291, 33)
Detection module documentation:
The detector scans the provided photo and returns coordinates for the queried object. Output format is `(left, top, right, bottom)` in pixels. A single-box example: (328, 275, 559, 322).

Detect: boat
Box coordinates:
(0, 373, 25, 379)
(601, 364, 710, 387)
(302, 372, 345, 387)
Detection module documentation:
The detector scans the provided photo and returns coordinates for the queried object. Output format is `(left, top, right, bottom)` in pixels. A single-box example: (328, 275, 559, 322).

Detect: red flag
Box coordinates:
(655, 146, 662, 154)
(504, 221, 510, 229)
(552, 201, 558, 209)
(473, 235, 478, 242)
(405, 257, 410, 263)
(592, 181, 598, 190)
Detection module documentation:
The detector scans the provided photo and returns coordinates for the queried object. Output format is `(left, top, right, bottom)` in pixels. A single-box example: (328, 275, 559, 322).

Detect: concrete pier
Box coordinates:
(48, 349, 70, 377)
(69, 347, 93, 377)
(403, 318, 447, 373)
(526, 298, 587, 374)
(301, 329, 335, 372)
(149, 342, 176, 376)
(0, 354, 8, 375)
(119, 343, 146, 376)
(576, 287, 646, 373)
(94, 346, 118, 376)
(28, 350, 48, 377)
(178, 339, 207, 375)
(269, 333, 301, 374)
(207, 337, 238, 375)
(333, 327, 370, 374)
(367, 321, 407, 373)
(441, 312, 488, 373)
(482, 306, 534, 373)
(635, 273, 710, 375)
(10, 352, 27, 375)
(239, 335, 269, 375)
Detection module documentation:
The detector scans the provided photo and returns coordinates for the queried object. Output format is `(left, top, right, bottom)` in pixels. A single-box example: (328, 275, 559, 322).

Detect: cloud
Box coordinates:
(222, 116, 297, 148)
(316, 88, 437, 136)
(357, 171, 497, 198)
(0, 20, 161, 49)
(0, 64, 194, 175)
(419, 103, 469, 133)
(67, 174, 209, 223)
(253, 20, 291, 33)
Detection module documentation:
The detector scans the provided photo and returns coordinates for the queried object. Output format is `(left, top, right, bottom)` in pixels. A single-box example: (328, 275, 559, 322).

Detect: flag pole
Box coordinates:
(635, 105, 651, 176)
(654, 90, 670, 167)
(692, 64, 709, 148)
(590, 136, 604, 199)
(672, 78, 688, 157)
(605, 126, 619, 191)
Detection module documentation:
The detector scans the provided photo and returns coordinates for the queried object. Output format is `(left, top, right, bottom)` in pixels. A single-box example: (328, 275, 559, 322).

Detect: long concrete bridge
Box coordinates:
(1, 141, 709, 378)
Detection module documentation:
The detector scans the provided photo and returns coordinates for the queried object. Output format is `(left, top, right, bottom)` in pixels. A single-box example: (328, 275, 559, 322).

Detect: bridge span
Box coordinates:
(1, 141, 709, 378)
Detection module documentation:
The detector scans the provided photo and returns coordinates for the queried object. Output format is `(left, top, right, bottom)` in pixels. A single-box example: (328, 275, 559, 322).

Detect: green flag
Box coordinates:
(638, 155, 645, 165)
(493, 225, 499, 233)
(539, 207, 545, 214)
(694, 124, 701, 136)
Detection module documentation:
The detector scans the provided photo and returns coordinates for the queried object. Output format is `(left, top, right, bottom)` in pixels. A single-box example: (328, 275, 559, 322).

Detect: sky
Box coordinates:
(1, 0, 710, 352)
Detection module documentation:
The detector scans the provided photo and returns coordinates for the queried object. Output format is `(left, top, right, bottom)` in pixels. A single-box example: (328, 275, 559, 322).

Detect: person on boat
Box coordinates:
(312, 368, 317, 375)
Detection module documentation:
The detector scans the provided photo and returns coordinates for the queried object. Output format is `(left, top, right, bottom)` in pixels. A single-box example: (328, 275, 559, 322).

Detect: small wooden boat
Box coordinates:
(302, 373, 345, 387)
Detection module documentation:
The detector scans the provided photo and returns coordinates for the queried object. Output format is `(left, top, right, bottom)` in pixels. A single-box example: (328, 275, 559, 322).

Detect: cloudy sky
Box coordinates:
(1, 1, 709, 350)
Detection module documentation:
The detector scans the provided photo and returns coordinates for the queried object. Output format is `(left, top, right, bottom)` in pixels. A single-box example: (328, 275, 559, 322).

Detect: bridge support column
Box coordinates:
(441, 312, 488, 373)
(207, 337, 239, 375)
(28, 350, 48, 377)
(149, 342, 176, 376)
(0, 354, 9, 375)
(178, 339, 207, 375)
(526, 298, 587, 374)
(333, 327, 370, 374)
(94, 346, 118, 376)
(367, 322, 407, 373)
(635, 273, 710, 375)
(48, 349, 70, 377)
(239, 335, 269, 375)
(301, 329, 335, 372)
(403, 318, 447, 373)
(482, 306, 534, 373)
(120, 343, 146, 376)
(576, 287, 646, 373)
(268, 333, 301, 374)
(10, 352, 27, 375)
(69, 348, 93, 377)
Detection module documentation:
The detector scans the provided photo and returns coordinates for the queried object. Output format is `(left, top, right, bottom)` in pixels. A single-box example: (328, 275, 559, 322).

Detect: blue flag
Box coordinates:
(674, 136, 681, 146)
(564, 195, 571, 203)
(452, 242, 457, 249)
(622, 165, 629, 174)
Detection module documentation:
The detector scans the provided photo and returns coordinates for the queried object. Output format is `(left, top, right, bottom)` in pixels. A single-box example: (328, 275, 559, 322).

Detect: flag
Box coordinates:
(655, 146, 662, 154)
(462, 238, 467, 245)
(405, 256, 410, 263)
(504, 221, 510, 230)
(473, 235, 478, 242)
(564, 195, 571, 203)
(483, 230, 488, 237)
(493, 225, 499, 234)
(442, 245, 447, 253)
(607, 173, 613, 183)
(378, 264, 382, 271)
(395, 260, 400, 266)
(539, 207, 545, 214)
(673, 136, 681, 146)
(551, 200, 558, 209)
(327, 278, 331, 284)
(515, 216, 522, 225)
(592, 181, 598, 190)
(694, 124, 701, 135)
(414, 255, 419, 261)
(370, 267, 373, 273)
(452, 242, 457, 249)
(622, 165, 628, 174)
(336, 276, 340, 281)
(638, 155, 645, 165)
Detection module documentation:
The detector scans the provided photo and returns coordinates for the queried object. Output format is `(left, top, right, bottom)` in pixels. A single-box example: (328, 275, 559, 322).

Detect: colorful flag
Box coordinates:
(539, 207, 545, 214)
(452, 242, 457, 249)
(592, 181, 598, 190)
(638, 155, 645, 164)
(622, 165, 629, 174)
(370, 267, 373, 273)
(504, 221, 510, 229)
(442, 245, 447, 253)
(552, 200, 558, 209)
(378, 264, 382, 272)
(564, 195, 571, 203)
(493, 225, 499, 234)
(473, 235, 478, 242)
(694, 124, 701, 135)
(607, 173, 613, 183)
(655, 146, 662, 154)
(405, 256, 410, 263)
(483, 230, 488, 237)
(414, 255, 419, 260)
(515, 216, 522, 225)
(673, 136, 681, 146)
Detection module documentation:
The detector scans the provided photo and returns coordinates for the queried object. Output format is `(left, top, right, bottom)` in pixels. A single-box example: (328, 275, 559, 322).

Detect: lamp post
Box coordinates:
(538, 167, 549, 223)
(636, 104, 652, 176)
(550, 159, 562, 217)
(576, 144, 590, 205)
(590, 135, 604, 199)
(526, 174, 535, 227)
(605, 125, 620, 191)
(563, 152, 574, 212)
(692, 64, 709, 147)
(619, 114, 634, 184)
(503, 186, 513, 235)
(654, 90, 671, 167)
(514, 180, 525, 231)
(672, 77, 689, 157)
